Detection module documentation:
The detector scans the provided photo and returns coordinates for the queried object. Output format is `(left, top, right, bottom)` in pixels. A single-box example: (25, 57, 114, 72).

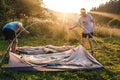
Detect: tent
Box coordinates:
(3, 45, 104, 71)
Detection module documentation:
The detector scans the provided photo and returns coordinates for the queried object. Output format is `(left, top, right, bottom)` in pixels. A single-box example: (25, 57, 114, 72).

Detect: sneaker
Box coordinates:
(91, 51, 94, 56)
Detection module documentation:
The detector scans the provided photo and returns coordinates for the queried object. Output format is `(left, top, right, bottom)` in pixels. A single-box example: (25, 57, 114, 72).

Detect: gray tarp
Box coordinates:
(4, 45, 104, 71)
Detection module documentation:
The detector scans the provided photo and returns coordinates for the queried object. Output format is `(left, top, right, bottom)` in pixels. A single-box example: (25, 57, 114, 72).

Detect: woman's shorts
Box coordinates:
(2, 28, 15, 40)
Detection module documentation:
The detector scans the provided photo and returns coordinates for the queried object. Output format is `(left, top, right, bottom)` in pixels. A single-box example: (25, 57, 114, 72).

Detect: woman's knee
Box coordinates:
(13, 39, 18, 43)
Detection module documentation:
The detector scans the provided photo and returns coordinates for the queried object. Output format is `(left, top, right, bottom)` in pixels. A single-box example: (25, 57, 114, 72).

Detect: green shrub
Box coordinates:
(108, 19, 120, 28)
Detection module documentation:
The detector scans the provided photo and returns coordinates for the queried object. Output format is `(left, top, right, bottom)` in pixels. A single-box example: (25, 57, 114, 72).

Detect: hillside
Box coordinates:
(0, 2, 120, 80)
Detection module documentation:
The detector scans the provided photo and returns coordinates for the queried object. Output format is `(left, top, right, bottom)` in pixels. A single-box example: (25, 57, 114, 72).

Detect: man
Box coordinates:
(2, 21, 30, 53)
(69, 8, 94, 55)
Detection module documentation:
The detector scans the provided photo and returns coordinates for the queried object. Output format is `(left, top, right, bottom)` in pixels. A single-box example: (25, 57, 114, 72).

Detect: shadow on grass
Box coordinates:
(0, 67, 118, 80)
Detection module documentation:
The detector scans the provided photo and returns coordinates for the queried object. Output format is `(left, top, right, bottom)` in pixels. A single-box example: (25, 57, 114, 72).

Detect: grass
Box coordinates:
(95, 25, 120, 38)
(0, 35, 120, 80)
(0, 20, 120, 80)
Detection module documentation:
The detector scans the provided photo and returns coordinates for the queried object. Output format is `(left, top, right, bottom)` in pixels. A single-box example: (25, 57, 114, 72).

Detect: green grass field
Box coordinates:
(0, 20, 120, 80)
(0, 0, 120, 79)
(0, 35, 120, 80)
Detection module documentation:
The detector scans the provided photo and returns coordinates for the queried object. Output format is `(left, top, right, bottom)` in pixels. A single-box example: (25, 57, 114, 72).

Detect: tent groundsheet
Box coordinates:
(3, 45, 104, 71)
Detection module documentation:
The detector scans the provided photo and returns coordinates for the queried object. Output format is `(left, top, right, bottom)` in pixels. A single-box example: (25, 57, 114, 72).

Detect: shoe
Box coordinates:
(91, 51, 94, 56)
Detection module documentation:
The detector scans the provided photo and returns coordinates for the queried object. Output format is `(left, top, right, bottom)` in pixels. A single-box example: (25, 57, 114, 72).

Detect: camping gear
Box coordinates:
(3, 45, 104, 71)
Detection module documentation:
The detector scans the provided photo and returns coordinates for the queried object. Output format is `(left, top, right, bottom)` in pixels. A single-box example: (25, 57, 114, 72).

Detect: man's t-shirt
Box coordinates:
(78, 14, 93, 33)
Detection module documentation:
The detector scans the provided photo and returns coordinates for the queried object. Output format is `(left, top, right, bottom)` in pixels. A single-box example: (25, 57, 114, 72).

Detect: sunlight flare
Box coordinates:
(43, 0, 110, 13)
(90, 11, 120, 21)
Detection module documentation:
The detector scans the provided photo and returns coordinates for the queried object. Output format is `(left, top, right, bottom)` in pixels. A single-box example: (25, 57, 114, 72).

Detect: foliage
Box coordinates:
(91, 14, 111, 24)
(0, 12, 120, 80)
(95, 25, 120, 38)
(108, 19, 120, 28)
(91, 0, 120, 25)
(0, 34, 120, 80)
(92, 0, 120, 14)
(0, 0, 46, 36)
(0, 0, 120, 80)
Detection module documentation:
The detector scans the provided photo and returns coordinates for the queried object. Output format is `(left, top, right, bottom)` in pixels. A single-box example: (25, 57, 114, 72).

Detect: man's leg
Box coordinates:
(82, 33, 87, 48)
(82, 38, 86, 48)
(88, 38, 94, 55)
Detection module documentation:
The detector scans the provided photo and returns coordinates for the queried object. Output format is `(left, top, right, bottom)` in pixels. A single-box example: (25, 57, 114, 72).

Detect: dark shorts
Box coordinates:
(2, 28, 16, 40)
(82, 32, 93, 38)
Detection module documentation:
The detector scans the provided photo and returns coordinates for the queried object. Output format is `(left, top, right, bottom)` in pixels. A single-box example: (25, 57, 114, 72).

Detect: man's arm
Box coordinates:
(89, 14, 94, 28)
(69, 20, 80, 30)
(91, 19, 95, 28)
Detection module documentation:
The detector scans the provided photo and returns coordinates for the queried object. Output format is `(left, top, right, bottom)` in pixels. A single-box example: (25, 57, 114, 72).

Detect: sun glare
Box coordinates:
(43, 0, 85, 13)
(43, 0, 110, 13)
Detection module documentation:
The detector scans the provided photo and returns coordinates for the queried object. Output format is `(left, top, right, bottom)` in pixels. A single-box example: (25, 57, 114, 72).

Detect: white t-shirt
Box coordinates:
(75, 14, 94, 33)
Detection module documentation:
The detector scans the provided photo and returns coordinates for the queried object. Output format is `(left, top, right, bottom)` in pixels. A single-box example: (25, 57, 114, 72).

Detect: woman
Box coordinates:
(2, 21, 30, 52)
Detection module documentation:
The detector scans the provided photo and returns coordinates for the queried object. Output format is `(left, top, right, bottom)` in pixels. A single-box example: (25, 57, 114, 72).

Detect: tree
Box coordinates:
(91, 0, 120, 24)
(0, 0, 46, 36)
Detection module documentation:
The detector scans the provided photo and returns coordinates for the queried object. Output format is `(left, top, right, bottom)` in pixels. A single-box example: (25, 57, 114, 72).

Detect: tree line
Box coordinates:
(91, 0, 120, 27)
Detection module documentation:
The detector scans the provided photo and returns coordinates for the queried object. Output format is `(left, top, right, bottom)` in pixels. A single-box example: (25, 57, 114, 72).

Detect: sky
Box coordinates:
(43, 0, 110, 13)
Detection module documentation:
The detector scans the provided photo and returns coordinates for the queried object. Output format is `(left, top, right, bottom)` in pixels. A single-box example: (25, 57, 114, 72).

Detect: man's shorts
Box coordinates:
(2, 28, 16, 40)
(82, 32, 93, 38)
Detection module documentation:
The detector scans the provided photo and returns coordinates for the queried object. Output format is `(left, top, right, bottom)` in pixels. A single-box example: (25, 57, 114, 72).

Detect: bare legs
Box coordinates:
(82, 38, 94, 55)
(82, 38, 86, 47)
(8, 38, 18, 53)
(88, 38, 94, 52)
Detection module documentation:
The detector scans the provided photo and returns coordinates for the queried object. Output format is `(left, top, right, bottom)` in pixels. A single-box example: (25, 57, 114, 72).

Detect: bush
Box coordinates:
(108, 19, 120, 28)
